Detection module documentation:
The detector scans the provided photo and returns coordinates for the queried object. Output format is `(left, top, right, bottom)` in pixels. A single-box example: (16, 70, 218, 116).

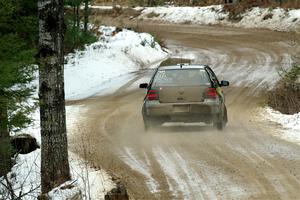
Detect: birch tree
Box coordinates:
(37, 0, 70, 194)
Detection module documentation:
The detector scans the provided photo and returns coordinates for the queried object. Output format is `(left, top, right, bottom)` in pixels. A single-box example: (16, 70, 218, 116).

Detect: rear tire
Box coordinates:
(143, 117, 161, 131)
(214, 105, 228, 130)
(224, 106, 228, 124)
(143, 119, 150, 131)
(214, 121, 224, 130)
(213, 114, 225, 130)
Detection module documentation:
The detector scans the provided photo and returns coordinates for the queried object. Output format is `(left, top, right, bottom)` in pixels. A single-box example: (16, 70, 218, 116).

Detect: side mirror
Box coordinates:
(139, 83, 148, 89)
(220, 80, 229, 87)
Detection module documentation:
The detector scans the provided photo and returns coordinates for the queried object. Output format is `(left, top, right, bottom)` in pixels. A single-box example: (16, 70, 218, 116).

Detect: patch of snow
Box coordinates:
(171, 149, 217, 200)
(265, 107, 300, 130)
(196, 160, 252, 199)
(64, 26, 168, 100)
(255, 138, 300, 160)
(139, 5, 227, 25)
(237, 7, 300, 31)
(49, 152, 115, 200)
(138, 5, 300, 32)
(152, 147, 193, 199)
(119, 147, 160, 193)
(262, 107, 300, 145)
(90, 5, 113, 9)
(0, 150, 115, 200)
(47, 180, 82, 200)
(0, 150, 41, 200)
(1, 103, 112, 200)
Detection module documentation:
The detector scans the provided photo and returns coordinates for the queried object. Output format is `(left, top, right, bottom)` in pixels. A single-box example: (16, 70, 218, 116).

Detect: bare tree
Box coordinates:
(37, 0, 70, 194)
(0, 152, 41, 200)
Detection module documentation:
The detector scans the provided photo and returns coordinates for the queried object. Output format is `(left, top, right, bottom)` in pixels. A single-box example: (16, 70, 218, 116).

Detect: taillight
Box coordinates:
(205, 88, 218, 99)
(147, 90, 158, 100)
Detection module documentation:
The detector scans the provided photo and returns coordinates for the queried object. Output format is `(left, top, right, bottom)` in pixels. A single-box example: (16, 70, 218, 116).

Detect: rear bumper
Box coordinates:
(143, 100, 221, 122)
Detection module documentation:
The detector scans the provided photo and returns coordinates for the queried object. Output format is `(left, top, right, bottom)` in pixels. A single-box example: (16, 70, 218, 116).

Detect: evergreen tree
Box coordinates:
(64, 0, 96, 52)
(0, 0, 37, 175)
(0, 35, 36, 136)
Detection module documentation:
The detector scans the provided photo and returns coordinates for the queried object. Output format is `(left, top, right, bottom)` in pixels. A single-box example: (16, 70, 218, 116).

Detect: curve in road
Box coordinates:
(69, 24, 300, 200)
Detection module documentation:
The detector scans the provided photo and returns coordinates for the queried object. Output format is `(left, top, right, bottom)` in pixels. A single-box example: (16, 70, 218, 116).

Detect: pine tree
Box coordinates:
(0, 0, 37, 135)
(0, 35, 36, 137)
(64, 0, 96, 52)
(0, 0, 37, 175)
(37, 0, 71, 194)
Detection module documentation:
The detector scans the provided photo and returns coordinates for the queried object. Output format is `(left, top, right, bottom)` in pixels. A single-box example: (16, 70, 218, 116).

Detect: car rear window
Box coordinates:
(152, 69, 211, 86)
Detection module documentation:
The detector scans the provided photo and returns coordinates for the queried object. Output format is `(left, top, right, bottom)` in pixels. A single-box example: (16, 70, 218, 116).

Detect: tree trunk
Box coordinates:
(0, 98, 11, 177)
(0, 98, 9, 138)
(73, 4, 76, 28)
(76, 4, 80, 28)
(84, 0, 89, 33)
(37, 0, 70, 194)
(150, 0, 154, 6)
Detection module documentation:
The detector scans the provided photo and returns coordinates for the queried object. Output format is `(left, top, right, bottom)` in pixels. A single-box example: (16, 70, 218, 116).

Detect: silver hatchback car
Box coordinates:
(139, 64, 229, 130)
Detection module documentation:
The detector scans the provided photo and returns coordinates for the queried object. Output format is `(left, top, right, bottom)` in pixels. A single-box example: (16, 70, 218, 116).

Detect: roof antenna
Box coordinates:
(180, 55, 183, 66)
(180, 46, 183, 66)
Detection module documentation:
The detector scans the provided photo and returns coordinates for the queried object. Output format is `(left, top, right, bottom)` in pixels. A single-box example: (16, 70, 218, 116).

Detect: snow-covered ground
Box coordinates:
(237, 7, 300, 31)
(137, 5, 300, 32)
(64, 26, 167, 100)
(0, 26, 168, 199)
(0, 150, 115, 200)
(262, 107, 300, 145)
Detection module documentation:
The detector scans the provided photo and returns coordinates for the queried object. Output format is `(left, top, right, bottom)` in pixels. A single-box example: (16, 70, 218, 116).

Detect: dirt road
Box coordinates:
(69, 24, 300, 199)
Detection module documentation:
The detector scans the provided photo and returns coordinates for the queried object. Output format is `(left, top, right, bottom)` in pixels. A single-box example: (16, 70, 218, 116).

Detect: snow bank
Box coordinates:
(237, 7, 300, 31)
(1, 104, 112, 200)
(0, 150, 115, 200)
(265, 107, 300, 131)
(139, 5, 227, 25)
(64, 26, 168, 100)
(0, 150, 41, 199)
(138, 5, 300, 32)
(263, 107, 300, 145)
(49, 152, 115, 200)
